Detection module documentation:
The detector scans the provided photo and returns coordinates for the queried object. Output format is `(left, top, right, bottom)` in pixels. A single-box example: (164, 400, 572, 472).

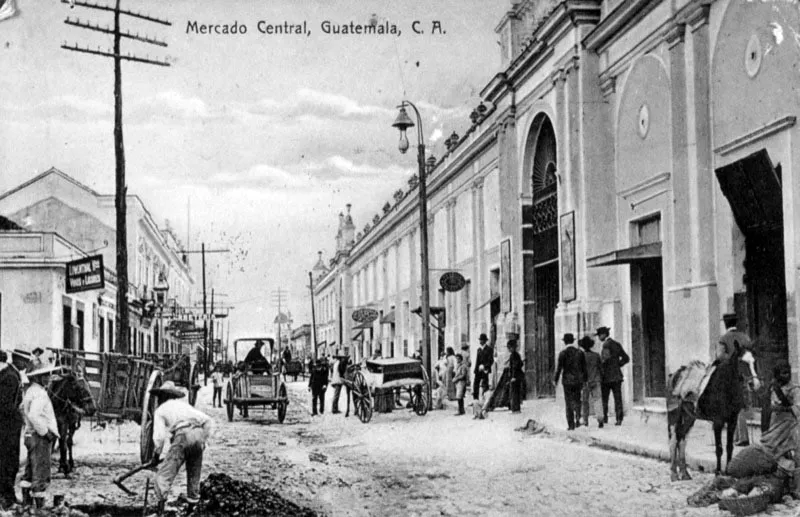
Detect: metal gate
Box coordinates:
(534, 262, 558, 396)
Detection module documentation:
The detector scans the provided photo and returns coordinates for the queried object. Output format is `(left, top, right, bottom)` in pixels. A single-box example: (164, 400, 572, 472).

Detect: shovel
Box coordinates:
(113, 458, 160, 496)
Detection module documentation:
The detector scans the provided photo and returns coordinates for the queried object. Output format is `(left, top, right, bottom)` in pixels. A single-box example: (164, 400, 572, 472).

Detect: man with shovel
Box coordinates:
(149, 381, 213, 515)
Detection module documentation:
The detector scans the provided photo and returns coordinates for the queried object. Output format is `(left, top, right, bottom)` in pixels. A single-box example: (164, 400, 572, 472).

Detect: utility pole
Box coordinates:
(308, 272, 318, 359)
(271, 288, 288, 367)
(62, 0, 171, 355)
(180, 244, 230, 384)
(210, 288, 215, 366)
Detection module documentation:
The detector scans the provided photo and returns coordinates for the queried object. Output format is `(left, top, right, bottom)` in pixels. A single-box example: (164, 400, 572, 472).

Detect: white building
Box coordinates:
(0, 168, 195, 355)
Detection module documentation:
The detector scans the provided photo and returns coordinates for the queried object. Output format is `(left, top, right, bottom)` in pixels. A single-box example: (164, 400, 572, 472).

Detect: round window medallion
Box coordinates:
(638, 104, 650, 139)
(745, 34, 762, 78)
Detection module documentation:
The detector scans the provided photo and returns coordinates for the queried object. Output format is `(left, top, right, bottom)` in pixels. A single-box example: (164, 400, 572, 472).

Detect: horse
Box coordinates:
(47, 371, 96, 477)
(667, 343, 760, 480)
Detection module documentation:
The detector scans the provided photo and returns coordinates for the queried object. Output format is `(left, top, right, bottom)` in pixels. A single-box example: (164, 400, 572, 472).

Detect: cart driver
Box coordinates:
(244, 340, 271, 374)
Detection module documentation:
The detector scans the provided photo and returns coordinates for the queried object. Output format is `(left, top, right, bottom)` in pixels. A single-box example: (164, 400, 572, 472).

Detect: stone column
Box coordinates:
(393, 239, 403, 358)
(381, 250, 390, 357)
(408, 227, 419, 354)
(472, 176, 486, 343)
(446, 197, 458, 349)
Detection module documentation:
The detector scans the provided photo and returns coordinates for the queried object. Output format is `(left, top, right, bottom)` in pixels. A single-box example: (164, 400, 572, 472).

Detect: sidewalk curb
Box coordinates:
(523, 419, 719, 475)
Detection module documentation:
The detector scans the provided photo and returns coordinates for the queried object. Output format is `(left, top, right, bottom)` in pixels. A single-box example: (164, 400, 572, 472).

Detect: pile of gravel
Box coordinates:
(189, 473, 317, 517)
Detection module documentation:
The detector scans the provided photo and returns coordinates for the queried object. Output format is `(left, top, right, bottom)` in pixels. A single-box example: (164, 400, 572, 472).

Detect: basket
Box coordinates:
(717, 493, 770, 516)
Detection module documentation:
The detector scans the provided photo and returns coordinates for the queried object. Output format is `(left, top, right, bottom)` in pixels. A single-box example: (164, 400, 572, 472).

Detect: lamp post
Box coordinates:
(392, 101, 432, 389)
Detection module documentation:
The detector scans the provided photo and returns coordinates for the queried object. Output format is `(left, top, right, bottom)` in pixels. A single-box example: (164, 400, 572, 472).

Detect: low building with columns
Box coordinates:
(313, 0, 799, 421)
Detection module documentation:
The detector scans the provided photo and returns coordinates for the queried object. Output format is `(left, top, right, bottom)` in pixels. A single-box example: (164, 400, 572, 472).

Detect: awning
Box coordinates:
(380, 310, 395, 324)
(411, 306, 445, 316)
(351, 330, 363, 341)
(475, 293, 500, 311)
(587, 242, 662, 267)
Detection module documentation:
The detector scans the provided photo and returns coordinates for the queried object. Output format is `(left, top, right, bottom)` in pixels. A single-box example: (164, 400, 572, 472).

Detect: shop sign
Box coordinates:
(352, 307, 379, 324)
(66, 255, 105, 294)
(439, 271, 466, 292)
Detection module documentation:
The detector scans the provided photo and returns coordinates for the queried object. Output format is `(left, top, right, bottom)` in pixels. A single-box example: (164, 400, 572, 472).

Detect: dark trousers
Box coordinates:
(601, 381, 624, 422)
(311, 388, 326, 415)
(212, 387, 222, 407)
(563, 384, 582, 429)
(473, 372, 488, 400)
(0, 420, 21, 506)
(331, 384, 343, 413)
(457, 398, 465, 414)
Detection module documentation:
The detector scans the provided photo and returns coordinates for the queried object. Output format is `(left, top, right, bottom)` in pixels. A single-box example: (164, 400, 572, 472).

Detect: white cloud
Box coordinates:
(429, 128, 443, 143)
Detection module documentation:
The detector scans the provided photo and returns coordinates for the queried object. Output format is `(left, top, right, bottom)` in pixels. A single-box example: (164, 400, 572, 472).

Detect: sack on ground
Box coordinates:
(726, 445, 778, 479)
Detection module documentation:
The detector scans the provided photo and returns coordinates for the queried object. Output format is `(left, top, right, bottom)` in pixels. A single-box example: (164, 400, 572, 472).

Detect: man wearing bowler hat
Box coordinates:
(554, 333, 586, 430)
(473, 334, 493, 401)
(596, 326, 629, 426)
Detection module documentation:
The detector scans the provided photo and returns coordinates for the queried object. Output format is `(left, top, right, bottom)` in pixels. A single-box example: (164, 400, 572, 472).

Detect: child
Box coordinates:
(452, 354, 468, 415)
(211, 366, 224, 408)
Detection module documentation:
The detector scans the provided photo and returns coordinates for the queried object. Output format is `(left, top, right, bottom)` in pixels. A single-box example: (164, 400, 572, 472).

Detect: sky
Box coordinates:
(0, 0, 510, 338)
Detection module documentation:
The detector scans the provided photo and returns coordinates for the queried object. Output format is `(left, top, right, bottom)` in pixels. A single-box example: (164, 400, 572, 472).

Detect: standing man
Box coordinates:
(150, 381, 213, 516)
(20, 361, 60, 509)
(718, 313, 754, 446)
(554, 333, 586, 431)
(308, 357, 329, 416)
(330, 351, 345, 414)
(473, 334, 493, 402)
(579, 336, 604, 428)
(597, 326, 630, 426)
(0, 351, 23, 509)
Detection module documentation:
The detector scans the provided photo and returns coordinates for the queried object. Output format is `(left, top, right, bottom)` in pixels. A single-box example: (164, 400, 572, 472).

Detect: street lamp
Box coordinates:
(392, 101, 433, 391)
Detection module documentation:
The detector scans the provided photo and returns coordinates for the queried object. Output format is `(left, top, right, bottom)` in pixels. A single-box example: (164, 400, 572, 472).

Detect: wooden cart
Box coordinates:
(50, 348, 180, 464)
(224, 338, 289, 423)
(347, 357, 431, 424)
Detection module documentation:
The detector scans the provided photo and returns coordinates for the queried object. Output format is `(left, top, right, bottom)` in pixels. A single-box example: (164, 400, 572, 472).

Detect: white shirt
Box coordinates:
(211, 372, 224, 387)
(152, 398, 213, 456)
(22, 382, 59, 437)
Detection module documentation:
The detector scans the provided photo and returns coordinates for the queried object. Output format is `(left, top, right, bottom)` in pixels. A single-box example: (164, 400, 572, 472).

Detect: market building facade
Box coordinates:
(0, 168, 196, 356)
(313, 0, 800, 421)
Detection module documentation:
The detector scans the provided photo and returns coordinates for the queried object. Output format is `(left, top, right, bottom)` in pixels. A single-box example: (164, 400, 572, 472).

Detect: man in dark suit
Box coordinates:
(0, 350, 23, 509)
(554, 333, 586, 430)
(597, 326, 630, 426)
(473, 334, 493, 401)
(308, 357, 329, 416)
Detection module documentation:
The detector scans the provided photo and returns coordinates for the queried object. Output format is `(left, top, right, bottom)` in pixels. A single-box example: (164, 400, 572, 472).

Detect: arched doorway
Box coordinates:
(522, 115, 559, 397)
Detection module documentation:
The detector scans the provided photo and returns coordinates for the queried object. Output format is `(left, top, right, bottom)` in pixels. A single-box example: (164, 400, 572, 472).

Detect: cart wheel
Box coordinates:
(414, 366, 431, 416)
(140, 370, 163, 464)
(352, 371, 373, 423)
(225, 381, 235, 422)
(277, 384, 287, 423)
(188, 363, 200, 406)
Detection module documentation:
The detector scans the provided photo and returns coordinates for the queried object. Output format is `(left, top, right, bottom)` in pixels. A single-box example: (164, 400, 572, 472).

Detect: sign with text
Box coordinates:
(352, 307, 379, 324)
(66, 255, 105, 294)
(439, 271, 466, 292)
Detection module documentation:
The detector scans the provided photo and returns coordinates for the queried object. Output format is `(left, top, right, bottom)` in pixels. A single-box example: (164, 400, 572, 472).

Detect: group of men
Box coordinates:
(0, 349, 64, 510)
(0, 347, 212, 516)
(554, 327, 630, 430)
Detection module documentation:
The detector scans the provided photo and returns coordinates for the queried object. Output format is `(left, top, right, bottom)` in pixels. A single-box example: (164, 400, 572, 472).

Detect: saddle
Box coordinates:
(668, 360, 716, 413)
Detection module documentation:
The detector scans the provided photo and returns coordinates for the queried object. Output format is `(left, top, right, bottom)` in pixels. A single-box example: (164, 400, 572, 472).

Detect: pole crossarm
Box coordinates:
(60, 0, 172, 25)
(61, 43, 170, 66)
(65, 18, 168, 46)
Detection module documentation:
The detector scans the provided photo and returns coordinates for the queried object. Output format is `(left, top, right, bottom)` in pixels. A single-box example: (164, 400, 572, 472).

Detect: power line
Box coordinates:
(62, 0, 171, 355)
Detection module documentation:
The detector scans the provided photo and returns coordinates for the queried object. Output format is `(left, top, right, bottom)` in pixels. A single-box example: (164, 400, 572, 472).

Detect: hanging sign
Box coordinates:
(66, 255, 105, 294)
(352, 307, 379, 324)
(439, 271, 466, 292)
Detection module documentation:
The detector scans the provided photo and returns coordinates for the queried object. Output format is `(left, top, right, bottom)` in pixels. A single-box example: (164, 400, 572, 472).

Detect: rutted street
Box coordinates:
(40, 380, 800, 516)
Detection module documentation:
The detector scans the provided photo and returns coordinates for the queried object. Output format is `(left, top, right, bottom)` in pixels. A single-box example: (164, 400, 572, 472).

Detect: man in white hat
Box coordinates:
(19, 361, 60, 509)
(150, 381, 213, 515)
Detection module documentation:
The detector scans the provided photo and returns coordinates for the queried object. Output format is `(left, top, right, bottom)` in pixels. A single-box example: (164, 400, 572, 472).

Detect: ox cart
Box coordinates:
(347, 357, 431, 423)
(224, 338, 289, 423)
(50, 348, 197, 464)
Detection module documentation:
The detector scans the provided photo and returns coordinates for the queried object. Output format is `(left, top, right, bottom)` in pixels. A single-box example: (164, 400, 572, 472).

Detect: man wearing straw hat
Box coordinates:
(19, 360, 60, 509)
(150, 381, 213, 515)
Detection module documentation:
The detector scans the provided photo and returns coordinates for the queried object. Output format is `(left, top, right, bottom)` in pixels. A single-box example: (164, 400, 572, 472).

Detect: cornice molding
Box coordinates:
(582, 0, 661, 52)
(665, 22, 685, 49)
(714, 115, 797, 156)
(600, 75, 617, 97)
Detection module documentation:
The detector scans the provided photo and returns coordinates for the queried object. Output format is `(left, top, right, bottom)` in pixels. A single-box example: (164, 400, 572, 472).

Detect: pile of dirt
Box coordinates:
(188, 473, 318, 517)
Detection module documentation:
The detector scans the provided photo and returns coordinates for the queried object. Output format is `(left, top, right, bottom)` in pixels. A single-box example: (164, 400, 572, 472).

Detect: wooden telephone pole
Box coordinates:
(62, 0, 170, 354)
